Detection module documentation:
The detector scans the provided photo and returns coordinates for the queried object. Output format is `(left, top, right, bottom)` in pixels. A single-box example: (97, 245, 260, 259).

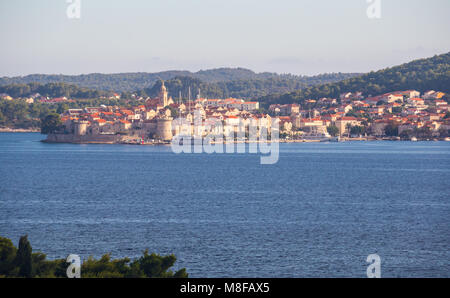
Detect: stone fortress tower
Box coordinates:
(156, 118, 173, 141)
(74, 120, 89, 136)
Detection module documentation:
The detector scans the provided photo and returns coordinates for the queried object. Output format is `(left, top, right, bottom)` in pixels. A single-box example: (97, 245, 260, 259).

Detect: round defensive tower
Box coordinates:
(75, 120, 89, 136)
(156, 118, 173, 141)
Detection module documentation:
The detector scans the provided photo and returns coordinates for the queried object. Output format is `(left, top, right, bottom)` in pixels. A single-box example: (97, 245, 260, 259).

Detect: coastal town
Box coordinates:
(1, 82, 450, 143)
(2, 0, 450, 281)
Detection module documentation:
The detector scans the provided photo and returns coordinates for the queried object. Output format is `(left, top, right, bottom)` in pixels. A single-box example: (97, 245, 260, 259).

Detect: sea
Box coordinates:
(0, 133, 448, 277)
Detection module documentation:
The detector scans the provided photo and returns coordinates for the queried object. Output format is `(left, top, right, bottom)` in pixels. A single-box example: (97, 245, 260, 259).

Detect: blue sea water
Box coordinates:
(0, 133, 449, 277)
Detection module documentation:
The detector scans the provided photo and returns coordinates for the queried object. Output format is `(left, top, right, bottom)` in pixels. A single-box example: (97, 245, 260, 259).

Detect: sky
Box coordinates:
(0, 0, 449, 77)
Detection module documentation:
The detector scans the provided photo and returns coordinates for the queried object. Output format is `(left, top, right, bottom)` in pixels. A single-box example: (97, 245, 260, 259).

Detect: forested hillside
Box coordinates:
(259, 52, 450, 106)
(0, 68, 359, 94)
(0, 82, 112, 99)
(1, 53, 448, 106)
(138, 73, 360, 99)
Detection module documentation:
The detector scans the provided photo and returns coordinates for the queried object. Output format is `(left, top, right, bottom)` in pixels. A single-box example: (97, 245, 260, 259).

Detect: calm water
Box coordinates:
(0, 133, 449, 277)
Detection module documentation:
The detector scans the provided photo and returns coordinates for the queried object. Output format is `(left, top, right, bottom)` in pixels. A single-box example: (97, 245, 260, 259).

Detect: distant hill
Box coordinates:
(0, 73, 360, 100)
(0, 68, 360, 95)
(260, 52, 450, 106)
(0, 82, 112, 99)
(140, 73, 361, 100)
(2, 53, 448, 102)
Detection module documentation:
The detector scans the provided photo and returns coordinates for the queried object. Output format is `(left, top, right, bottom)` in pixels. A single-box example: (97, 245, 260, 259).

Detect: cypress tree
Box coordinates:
(15, 235, 32, 278)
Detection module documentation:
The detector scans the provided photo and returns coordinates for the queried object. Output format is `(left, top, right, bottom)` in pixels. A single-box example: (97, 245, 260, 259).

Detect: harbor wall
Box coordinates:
(45, 133, 120, 144)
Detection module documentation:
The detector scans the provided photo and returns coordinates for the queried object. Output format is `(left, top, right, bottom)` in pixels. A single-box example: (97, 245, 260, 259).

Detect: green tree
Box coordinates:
(438, 127, 449, 138)
(327, 125, 339, 136)
(399, 130, 412, 139)
(346, 123, 352, 137)
(345, 110, 360, 118)
(0, 236, 189, 278)
(416, 126, 432, 139)
(385, 123, 399, 136)
(40, 113, 62, 134)
(135, 249, 188, 278)
(0, 110, 5, 125)
(57, 103, 69, 114)
(350, 125, 364, 136)
(0, 237, 17, 276)
(15, 235, 32, 278)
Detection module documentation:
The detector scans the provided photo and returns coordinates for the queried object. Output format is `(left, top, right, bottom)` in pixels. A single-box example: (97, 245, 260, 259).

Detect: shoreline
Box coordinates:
(41, 137, 450, 145)
(0, 127, 40, 133)
(3, 131, 447, 143)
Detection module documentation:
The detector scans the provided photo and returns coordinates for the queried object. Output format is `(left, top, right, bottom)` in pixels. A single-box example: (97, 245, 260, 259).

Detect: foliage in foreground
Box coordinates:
(0, 235, 188, 278)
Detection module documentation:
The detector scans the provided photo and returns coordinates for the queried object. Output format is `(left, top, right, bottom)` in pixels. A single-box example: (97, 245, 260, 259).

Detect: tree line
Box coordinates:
(0, 74, 360, 101)
(137, 73, 359, 100)
(0, 68, 360, 93)
(0, 235, 188, 278)
(0, 98, 142, 129)
(0, 82, 113, 99)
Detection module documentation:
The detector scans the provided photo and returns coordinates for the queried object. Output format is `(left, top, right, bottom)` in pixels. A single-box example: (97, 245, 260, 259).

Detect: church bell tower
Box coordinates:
(159, 80, 169, 107)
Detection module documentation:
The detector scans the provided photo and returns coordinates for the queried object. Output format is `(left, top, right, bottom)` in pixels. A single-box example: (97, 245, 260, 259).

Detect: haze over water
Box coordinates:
(0, 133, 449, 277)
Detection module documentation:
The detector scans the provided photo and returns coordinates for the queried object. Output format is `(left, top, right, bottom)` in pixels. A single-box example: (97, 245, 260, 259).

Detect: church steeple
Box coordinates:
(159, 80, 168, 107)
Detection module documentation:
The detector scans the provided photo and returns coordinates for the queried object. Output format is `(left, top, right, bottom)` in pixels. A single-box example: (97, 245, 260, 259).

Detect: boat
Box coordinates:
(410, 137, 418, 142)
(444, 137, 450, 142)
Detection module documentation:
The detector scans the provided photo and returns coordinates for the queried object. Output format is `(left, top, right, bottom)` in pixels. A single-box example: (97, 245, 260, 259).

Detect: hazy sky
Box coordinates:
(1, 0, 449, 76)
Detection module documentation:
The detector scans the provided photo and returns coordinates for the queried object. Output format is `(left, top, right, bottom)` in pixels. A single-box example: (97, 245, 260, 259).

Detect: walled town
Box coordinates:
(5, 81, 446, 143)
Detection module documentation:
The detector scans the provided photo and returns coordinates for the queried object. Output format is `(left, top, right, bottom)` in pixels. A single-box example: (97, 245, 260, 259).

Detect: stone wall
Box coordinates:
(45, 133, 120, 144)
